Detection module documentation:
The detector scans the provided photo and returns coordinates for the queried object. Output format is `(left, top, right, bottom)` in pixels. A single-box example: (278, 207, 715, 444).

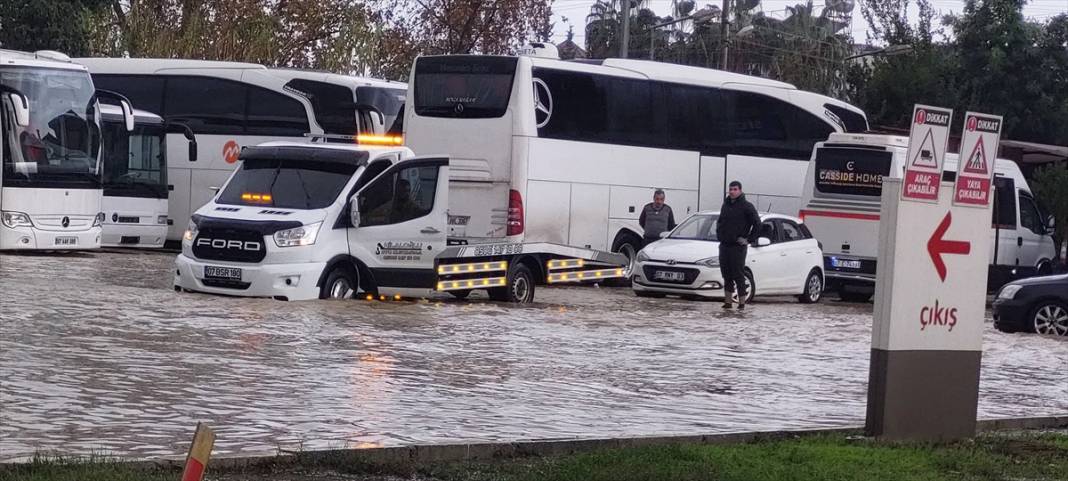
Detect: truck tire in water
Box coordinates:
(490, 263, 535, 303)
(320, 266, 358, 300)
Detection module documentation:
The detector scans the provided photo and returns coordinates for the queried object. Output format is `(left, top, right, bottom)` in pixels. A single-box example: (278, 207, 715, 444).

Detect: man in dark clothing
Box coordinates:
(716, 181, 761, 309)
(639, 189, 677, 247)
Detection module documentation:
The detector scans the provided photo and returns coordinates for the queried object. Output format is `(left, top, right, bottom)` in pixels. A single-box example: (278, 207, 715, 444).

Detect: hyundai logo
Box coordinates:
(61, 216, 69, 228)
(533, 78, 553, 128)
(196, 238, 263, 251)
(666, 259, 677, 265)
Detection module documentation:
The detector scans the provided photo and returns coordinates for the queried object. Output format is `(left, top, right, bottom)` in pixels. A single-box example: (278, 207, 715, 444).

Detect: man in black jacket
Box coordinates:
(716, 181, 761, 309)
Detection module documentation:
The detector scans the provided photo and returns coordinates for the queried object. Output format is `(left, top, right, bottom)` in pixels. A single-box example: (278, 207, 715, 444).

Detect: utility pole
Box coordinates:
(621, 0, 631, 58)
(719, 0, 730, 69)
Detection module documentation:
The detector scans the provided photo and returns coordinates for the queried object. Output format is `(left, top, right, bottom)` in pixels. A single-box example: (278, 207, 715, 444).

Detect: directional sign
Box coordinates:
(902, 105, 953, 202)
(953, 112, 1003, 207)
(926, 212, 971, 282)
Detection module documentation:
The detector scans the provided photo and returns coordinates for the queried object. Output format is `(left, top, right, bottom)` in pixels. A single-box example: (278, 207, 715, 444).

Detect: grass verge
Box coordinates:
(3, 431, 1066, 481)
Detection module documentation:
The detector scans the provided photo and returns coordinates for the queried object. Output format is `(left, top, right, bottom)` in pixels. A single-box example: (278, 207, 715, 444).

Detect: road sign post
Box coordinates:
(866, 175, 992, 441)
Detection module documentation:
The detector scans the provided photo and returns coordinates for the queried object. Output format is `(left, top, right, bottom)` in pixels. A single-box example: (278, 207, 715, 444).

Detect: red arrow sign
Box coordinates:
(927, 212, 971, 282)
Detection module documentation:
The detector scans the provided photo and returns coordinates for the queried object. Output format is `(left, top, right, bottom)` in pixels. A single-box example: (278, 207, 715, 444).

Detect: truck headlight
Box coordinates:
(1, 211, 33, 228)
(92, 212, 105, 227)
(274, 222, 322, 247)
(997, 284, 1022, 300)
(157, 215, 168, 225)
(635, 250, 650, 263)
(697, 256, 720, 268)
(183, 219, 198, 243)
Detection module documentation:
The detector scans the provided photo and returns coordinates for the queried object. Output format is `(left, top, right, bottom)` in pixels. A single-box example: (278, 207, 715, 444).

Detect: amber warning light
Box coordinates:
(356, 134, 404, 146)
(241, 193, 273, 203)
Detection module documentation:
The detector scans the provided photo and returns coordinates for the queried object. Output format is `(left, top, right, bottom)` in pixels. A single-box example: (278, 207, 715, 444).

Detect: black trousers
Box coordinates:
(719, 243, 748, 298)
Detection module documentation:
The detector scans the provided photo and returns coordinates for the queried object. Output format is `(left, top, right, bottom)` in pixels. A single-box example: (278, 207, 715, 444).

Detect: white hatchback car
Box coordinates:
(632, 212, 825, 303)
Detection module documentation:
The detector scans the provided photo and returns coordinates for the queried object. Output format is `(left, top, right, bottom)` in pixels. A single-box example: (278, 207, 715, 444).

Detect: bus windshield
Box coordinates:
(356, 86, 405, 133)
(217, 158, 356, 210)
(813, 147, 893, 197)
(669, 214, 719, 241)
(101, 119, 166, 198)
(1, 67, 99, 187)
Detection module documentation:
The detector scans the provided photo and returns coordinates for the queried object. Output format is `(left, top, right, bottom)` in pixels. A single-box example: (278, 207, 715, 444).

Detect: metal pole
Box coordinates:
(621, 0, 631, 58)
(720, 0, 730, 69)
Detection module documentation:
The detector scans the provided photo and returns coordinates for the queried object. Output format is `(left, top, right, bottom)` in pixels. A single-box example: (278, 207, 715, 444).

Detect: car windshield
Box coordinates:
(217, 158, 356, 210)
(669, 214, 719, 241)
(1, 66, 100, 186)
(101, 119, 166, 197)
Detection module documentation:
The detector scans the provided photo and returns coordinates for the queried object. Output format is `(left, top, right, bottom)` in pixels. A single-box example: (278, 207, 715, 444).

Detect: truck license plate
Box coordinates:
(204, 266, 242, 280)
(54, 236, 76, 246)
(832, 258, 861, 269)
(654, 270, 685, 282)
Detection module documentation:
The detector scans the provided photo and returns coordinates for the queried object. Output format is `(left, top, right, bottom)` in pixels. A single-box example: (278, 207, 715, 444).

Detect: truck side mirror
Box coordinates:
(7, 92, 30, 127)
(349, 197, 361, 228)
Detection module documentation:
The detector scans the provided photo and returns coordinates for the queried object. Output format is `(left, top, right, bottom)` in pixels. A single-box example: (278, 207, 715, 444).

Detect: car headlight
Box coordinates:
(635, 250, 650, 263)
(1, 211, 33, 228)
(697, 256, 720, 268)
(157, 215, 168, 225)
(183, 219, 198, 243)
(274, 222, 322, 247)
(997, 284, 1022, 300)
(92, 212, 105, 227)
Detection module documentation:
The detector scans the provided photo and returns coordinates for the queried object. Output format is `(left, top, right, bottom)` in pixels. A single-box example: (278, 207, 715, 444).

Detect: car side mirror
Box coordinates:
(756, 237, 772, 247)
(349, 197, 361, 228)
(658, 231, 670, 239)
(1047, 216, 1055, 231)
(7, 92, 30, 127)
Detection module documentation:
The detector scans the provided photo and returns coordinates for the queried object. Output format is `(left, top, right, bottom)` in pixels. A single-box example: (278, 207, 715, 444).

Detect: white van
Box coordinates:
(799, 133, 1056, 301)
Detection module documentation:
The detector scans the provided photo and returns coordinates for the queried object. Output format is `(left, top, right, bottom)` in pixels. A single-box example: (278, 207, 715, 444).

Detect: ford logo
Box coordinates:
(196, 238, 263, 251)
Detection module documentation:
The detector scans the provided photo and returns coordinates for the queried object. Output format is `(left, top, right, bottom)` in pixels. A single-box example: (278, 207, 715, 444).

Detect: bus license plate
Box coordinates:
(54, 236, 76, 246)
(654, 270, 685, 282)
(832, 258, 861, 269)
(204, 266, 242, 280)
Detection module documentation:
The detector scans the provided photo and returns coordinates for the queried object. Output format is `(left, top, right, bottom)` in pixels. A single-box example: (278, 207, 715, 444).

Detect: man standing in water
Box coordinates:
(639, 189, 676, 247)
(716, 181, 760, 309)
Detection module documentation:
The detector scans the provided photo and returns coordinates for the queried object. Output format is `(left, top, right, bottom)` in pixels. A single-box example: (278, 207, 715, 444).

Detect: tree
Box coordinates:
(1029, 165, 1068, 266)
(0, 0, 111, 55)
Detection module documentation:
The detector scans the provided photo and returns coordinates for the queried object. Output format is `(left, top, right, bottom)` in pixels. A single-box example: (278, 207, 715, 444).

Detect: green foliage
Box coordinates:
(1029, 165, 1068, 261)
(0, 0, 110, 55)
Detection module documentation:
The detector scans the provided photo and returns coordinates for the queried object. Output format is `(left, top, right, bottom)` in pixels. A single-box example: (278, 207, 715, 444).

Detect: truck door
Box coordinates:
(348, 157, 448, 289)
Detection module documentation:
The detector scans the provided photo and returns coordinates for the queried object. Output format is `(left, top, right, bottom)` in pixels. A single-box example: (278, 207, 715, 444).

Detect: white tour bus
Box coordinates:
(403, 53, 867, 265)
(74, 57, 407, 242)
(98, 105, 196, 247)
(1, 49, 133, 250)
(799, 133, 1057, 301)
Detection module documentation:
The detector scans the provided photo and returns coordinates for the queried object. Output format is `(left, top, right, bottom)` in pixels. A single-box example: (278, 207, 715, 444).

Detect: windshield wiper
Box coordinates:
(293, 168, 314, 209)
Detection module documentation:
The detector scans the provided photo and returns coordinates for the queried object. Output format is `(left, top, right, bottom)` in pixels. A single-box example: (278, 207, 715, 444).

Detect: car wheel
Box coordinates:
(798, 269, 823, 304)
(449, 289, 471, 300)
(635, 290, 666, 298)
(320, 265, 357, 300)
(838, 289, 873, 303)
(733, 269, 755, 304)
(489, 263, 535, 303)
(1031, 301, 1068, 336)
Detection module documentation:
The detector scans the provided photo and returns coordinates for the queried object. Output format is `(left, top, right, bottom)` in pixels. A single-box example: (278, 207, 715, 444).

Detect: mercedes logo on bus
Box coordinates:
(454, 103, 464, 114)
(533, 78, 553, 128)
(61, 216, 70, 228)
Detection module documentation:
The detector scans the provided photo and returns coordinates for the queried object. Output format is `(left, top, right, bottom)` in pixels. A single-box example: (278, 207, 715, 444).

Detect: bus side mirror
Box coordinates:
(188, 139, 198, 162)
(94, 89, 135, 131)
(349, 197, 361, 228)
(168, 122, 198, 161)
(7, 92, 30, 127)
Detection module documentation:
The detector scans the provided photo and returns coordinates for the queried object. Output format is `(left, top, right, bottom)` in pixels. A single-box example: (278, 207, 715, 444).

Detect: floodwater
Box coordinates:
(1, 251, 1065, 461)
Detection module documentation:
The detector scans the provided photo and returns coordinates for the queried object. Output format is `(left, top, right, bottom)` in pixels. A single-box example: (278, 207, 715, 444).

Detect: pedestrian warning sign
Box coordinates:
(902, 105, 953, 202)
(952, 112, 1002, 207)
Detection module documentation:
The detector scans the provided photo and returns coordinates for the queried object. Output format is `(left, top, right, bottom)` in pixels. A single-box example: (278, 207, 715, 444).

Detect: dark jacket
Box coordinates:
(639, 203, 676, 239)
(716, 194, 761, 245)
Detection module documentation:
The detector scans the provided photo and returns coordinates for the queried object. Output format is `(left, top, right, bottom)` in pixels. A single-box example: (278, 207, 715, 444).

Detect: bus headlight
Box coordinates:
(183, 219, 198, 243)
(92, 212, 105, 227)
(274, 222, 322, 247)
(157, 215, 168, 225)
(697, 256, 720, 268)
(1, 211, 33, 228)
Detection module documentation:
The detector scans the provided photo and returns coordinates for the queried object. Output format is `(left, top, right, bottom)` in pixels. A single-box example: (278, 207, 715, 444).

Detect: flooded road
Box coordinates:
(1, 251, 1065, 461)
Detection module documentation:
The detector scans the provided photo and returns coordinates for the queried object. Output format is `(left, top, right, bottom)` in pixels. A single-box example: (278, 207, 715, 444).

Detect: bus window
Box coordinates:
(413, 56, 517, 118)
(356, 86, 406, 133)
(164, 76, 247, 135)
(654, 83, 730, 156)
(246, 87, 308, 136)
(824, 104, 868, 133)
(813, 147, 892, 197)
(93, 75, 166, 116)
(733, 91, 833, 160)
(285, 79, 356, 135)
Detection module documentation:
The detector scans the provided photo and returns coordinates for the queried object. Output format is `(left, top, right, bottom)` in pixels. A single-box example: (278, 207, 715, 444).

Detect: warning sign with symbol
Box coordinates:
(952, 112, 1002, 207)
(902, 104, 953, 202)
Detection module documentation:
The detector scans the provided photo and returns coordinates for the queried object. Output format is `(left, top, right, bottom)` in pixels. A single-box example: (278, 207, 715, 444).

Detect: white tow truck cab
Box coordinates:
(174, 142, 625, 302)
(799, 133, 1057, 301)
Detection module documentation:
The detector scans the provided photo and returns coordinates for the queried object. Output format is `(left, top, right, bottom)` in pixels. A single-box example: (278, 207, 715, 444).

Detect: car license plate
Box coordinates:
(54, 236, 76, 246)
(654, 270, 685, 282)
(204, 266, 242, 280)
(832, 258, 862, 269)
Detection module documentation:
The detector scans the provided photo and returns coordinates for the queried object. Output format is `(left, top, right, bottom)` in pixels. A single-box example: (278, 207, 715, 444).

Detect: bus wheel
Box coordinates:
(609, 233, 642, 286)
(449, 290, 472, 300)
(320, 266, 357, 300)
(490, 264, 535, 303)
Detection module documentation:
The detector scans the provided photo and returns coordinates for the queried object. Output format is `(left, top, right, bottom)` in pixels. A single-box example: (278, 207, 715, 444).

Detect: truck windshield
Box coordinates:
(101, 119, 166, 198)
(217, 158, 356, 210)
(1, 67, 100, 188)
(669, 214, 719, 241)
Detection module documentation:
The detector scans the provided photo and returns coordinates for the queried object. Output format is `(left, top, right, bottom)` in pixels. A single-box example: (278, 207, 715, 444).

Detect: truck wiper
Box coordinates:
(293, 168, 314, 209)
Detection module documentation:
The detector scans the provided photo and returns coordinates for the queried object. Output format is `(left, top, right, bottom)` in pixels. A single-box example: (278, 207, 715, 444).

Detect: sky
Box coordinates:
(549, 0, 1068, 48)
